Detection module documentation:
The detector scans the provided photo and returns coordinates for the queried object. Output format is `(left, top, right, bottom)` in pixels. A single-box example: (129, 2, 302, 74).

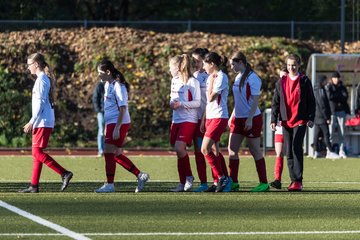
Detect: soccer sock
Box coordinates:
(31, 157, 43, 186)
(229, 158, 239, 183)
(33, 147, 65, 175)
(255, 157, 268, 183)
(114, 154, 140, 177)
(204, 152, 223, 179)
(181, 154, 193, 178)
(218, 152, 228, 177)
(177, 157, 186, 184)
(274, 156, 284, 181)
(195, 152, 207, 183)
(104, 153, 116, 183)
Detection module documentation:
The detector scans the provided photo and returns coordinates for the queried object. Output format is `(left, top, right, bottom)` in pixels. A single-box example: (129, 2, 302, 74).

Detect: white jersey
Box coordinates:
(206, 70, 229, 119)
(170, 76, 201, 123)
(275, 122, 283, 135)
(193, 70, 208, 120)
(232, 71, 261, 118)
(104, 80, 131, 125)
(30, 71, 55, 128)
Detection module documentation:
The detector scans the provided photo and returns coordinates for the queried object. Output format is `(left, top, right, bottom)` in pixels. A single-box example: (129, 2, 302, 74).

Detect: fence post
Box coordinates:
(291, 20, 294, 39)
(187, 20, 192, 32)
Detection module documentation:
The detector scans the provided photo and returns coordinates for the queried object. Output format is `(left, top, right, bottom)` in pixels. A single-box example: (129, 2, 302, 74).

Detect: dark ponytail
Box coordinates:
(204, 52, 228, 73)
(98, 59, 130, 93)
(232, 52, 253, 91)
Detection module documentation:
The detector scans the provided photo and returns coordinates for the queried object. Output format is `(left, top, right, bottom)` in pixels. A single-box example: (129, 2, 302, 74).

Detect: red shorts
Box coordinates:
(32, 127, 52, 148)
(105, 123, 131, 147)
(170, 122, 197, 146)
(274, 134, 284, 143)
(204, 118, 228, 142)
(229, 114, 262, 138)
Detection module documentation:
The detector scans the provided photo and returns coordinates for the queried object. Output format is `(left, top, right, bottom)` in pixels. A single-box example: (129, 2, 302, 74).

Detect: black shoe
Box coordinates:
(19, 185, 39, 193)
(204, 184, 217, 192)
(270, 180, 282, 189)
(216, 176, 228, 192)
(61, 171, 73, 191)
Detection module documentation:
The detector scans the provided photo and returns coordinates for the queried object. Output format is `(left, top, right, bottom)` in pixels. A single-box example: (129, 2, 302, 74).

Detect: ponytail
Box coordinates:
(170, 54, 192, 84)
(98, 59, 130, 93)
(232, 52, 253, 91)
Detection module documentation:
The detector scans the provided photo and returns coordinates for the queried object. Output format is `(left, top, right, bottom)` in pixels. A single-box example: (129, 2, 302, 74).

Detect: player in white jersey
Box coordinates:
(169, 54, 201, 192)
(228, 52, 269, 192)
(95, 60, 149, 193)
(200, 52, 231, 193)
(19, 53, 73, 193)
(269, 68, 287, 190)
(191, 48, 211, 192)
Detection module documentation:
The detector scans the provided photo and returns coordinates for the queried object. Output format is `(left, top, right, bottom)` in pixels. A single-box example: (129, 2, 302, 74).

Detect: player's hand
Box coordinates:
(200, 119, 205, 133)
(113, 126, 120, 140)
(270, 123, 276, 131)
(244, 118, 253, 131)
(23, 122, 33, 134)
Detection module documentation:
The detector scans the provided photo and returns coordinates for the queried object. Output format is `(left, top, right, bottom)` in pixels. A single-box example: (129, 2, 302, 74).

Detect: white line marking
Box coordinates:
(1, 230, 360, 237)
(0, 201, 90, 240)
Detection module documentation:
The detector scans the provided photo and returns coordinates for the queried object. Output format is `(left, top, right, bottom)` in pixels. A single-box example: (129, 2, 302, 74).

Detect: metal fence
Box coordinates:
(0, 20, 359, 41)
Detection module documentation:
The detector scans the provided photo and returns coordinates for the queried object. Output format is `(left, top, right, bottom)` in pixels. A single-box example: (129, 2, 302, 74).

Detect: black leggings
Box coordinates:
(313, 124, 332, 151)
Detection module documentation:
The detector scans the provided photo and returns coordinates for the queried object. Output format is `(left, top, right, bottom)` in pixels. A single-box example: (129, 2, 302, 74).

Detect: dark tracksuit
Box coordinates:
(313, 81, 332, 151)
(271, 74, 315, 183)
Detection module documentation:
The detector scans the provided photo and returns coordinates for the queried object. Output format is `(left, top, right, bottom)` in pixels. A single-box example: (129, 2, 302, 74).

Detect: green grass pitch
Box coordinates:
(1, 155, 360, 240)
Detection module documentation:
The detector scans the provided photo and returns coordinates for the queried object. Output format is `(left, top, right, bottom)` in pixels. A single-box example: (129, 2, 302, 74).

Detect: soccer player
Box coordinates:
(200, 52, 231, 193)
(228, 52, 269, 192)
(271, 54, 315, 191)
(169, 54, 201, 192)
(95, 60, 149, 193)
(19, 53, 73, 193)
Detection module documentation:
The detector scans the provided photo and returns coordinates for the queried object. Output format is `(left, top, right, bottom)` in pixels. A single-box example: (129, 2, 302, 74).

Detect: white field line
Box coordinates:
(2, 230, 360, 237)
(0, 201, 90, 240)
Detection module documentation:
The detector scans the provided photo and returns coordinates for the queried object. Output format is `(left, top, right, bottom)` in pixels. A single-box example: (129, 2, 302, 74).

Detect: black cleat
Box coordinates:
(204, 184, 217, 192)
(216, 176, 228, 192)
(270, 180, 282, 189)
(61, 171, 73, 191)
(19, 185, 39, 193)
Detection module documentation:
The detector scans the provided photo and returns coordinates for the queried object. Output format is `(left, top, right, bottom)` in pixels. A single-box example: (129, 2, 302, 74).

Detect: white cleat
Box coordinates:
(339, 150, 347, 159)
(95, 183, 115, 193)
(135, 172, 150, 193)
(326, 151, 341, 159)
(184, 176, 194, 191)
(170, 183, 185, 192)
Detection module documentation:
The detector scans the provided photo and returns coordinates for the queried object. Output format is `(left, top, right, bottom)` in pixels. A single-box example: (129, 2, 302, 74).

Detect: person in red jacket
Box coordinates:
(271, 54, 315, 191)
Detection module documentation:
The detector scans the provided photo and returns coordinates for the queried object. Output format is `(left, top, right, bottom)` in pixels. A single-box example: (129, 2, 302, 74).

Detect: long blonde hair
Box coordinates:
(28, 53, 56, 104)
(170, 54, 192, 83)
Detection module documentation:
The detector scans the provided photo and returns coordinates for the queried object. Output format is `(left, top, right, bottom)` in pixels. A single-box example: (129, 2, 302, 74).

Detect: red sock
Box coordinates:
(33, 147, 65, 175)
(177, 156, 186, 184)
(195, 152, 207, 183)
(255, 158, 268, 183)
(229, 158, 239, 183)
(181, 154, 193, 177)
(274, 156, 284, 181)
(104, 153, 116, 183)
(204, 152, 223, 178)
(31, 157, 43, 185)
(218, 153, 228, 177)
(212, 168, 218, 184)
(114, 154, 140, 177)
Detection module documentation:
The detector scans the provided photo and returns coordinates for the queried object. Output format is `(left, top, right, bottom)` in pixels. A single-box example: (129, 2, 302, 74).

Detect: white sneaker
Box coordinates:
(95, 183, 115, 193)
(135, 172, 149, 193)
(339, 150, 347, 159)
(313, 151, 321, 159)
(170, 183, 184, 192)
(184, 176, 194, 191)
(326, 151, 341, 159)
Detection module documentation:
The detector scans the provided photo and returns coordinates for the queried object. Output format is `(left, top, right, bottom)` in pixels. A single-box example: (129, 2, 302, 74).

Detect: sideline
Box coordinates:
(0, 200, 90, 240)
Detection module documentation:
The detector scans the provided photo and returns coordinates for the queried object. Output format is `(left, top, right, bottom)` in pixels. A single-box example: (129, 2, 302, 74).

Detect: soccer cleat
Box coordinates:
(325, 151, 340, 159)
(184, 176, 194, 191)
(313, 151, 321, 159)
(170, 183, 185, 192)
(18, 185, 39, 193)
(287, 181, 302, 191)
(194, 183, 209, 192)
(251, 182, 270, 192)
(95, 183, 115, 193)
(270, 180, 282, 189)
(223, 177, 233, 192)
(339, 150, 347, 159)
(215, 176, 229, 192)
(231, 182, 240, 192)
(61, 171, 73, 191)
(204, 184, 217, 192)
(135, 172, 150, 193)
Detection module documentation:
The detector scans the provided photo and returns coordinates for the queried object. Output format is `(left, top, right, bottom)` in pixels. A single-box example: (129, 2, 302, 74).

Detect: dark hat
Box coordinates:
(331, 71, 341, 78)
